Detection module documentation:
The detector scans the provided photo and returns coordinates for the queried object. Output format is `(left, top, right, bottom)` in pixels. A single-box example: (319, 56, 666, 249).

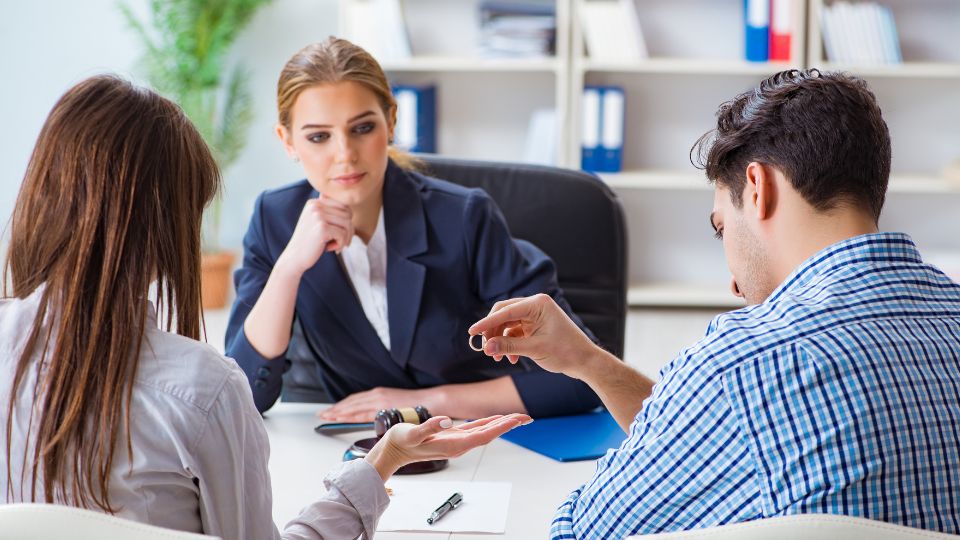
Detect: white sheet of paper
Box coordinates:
(377, 480, 512, 533)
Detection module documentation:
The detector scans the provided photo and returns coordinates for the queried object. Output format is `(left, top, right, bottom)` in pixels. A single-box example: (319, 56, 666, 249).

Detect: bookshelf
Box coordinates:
(568, 0, 809, 307)
(567, 0, 960, 307)
(379, 56, 562, 73)
(339, 0, 573, 167)
(338, 0, 960, 308)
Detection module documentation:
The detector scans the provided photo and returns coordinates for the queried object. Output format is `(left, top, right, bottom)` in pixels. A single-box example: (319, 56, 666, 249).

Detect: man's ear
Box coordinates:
(744, 161, 776, 221)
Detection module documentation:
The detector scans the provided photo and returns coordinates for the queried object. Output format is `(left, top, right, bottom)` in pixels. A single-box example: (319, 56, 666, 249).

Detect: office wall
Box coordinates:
(0, 0, 339, 256)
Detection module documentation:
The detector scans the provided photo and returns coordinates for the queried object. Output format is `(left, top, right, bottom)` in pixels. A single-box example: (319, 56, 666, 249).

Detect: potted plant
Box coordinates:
(122, 0, 272, 308)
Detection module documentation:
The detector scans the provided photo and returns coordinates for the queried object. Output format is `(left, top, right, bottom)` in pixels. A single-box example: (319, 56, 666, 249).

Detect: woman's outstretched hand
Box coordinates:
(365, 413, 531, 481)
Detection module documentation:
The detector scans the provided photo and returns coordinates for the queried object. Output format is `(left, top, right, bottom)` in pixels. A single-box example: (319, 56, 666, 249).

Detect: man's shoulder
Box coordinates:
(689, 297, 838, 375)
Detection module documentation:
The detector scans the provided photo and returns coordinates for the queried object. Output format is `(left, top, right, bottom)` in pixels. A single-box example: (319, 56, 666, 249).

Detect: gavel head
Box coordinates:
(374, 406, 432, 438)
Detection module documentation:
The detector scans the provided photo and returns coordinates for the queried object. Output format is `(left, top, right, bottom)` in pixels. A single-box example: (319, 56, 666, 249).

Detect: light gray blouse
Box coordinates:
(0, 287, 390, 539)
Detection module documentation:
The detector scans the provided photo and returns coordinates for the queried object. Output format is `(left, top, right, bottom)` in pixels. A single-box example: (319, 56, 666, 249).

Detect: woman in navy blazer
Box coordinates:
(226, 38, 600, 421)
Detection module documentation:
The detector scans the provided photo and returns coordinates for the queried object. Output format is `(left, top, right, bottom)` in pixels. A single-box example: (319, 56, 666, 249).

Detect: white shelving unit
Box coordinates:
(339, 0, 572, 167)
(379, 56, 561, 73)
(602, 171, 960, 194)
(566, 0, 809, 308)
(338, 0, 960, 309)
(569, 0, 960, 308)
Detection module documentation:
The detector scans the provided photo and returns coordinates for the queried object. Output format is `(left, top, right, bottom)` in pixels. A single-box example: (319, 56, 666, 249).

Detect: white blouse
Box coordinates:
(0, 286, 389, 539)
(340, 209, 390, 351)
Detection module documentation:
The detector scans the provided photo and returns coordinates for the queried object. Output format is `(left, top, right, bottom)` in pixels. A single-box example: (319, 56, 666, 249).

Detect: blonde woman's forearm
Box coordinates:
(242, 255, 306, 359)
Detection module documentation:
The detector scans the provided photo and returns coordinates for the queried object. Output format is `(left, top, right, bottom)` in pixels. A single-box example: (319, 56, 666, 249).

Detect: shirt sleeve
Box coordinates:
(190, 365, 390, 540)
(463, 189, 601, 417)
(225, 192, 289, 413)
(550, 350, 764, 539)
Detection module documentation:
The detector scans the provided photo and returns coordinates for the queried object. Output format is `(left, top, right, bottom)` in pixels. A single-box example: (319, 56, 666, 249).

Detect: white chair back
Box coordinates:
(0, 503, 220, 540)
(627, 514, 960, 539)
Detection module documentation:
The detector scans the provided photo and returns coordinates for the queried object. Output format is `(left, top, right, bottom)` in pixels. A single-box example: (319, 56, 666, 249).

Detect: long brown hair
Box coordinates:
(3, 75, 220, 511)
(277, 37, 419, 170)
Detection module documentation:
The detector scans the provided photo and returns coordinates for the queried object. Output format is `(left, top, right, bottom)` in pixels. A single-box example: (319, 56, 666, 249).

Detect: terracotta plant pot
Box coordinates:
(201, 250, 236, 310)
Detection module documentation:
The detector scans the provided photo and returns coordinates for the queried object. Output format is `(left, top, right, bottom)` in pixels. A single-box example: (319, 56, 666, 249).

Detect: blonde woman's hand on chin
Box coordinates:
(276, 194, 354, 276)
(364, 413, 532, 482)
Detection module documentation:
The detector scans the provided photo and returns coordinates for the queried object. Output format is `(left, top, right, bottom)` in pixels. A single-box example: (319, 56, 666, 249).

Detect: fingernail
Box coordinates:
(439, 418, 453, 428)
(487, 341, 500, 355)
(521, 418, 534, 426)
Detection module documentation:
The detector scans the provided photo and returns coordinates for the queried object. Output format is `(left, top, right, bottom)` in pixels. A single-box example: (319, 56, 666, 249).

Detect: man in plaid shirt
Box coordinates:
(470, 69, 960, 539)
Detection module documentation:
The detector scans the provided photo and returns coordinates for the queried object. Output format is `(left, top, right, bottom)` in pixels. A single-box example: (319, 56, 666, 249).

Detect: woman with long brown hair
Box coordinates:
(227, 37, 601, 422)
(1, 74, 529, 539)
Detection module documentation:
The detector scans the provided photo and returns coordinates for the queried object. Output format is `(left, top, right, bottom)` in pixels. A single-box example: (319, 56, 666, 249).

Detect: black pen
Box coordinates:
(426, 492, 463, 525)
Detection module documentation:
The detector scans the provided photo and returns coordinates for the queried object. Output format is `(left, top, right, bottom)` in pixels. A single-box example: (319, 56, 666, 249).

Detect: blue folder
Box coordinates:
(501, 409, 626, 462)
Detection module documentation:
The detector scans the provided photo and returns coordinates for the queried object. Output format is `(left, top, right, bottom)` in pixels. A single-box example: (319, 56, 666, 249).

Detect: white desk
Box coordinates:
(263, 403, 598, 539)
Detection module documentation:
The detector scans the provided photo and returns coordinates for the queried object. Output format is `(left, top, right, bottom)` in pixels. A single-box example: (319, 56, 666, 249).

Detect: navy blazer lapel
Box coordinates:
(295, 190, 389, 369)
(384, 161, 427, 369)
(300, 248, 391, 367)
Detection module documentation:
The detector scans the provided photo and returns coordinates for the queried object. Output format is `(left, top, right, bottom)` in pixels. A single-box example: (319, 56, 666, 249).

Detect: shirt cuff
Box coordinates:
(324, 459, 391, 535)
(226, 327, 288, 412)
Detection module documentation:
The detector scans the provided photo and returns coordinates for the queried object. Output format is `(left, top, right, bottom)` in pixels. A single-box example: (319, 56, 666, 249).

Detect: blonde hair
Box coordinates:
(277, 37, 419, 170)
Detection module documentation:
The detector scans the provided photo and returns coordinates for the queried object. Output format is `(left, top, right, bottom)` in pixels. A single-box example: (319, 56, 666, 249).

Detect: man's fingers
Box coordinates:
(483, 334, 546, 360)
(489, 297, 527, 315)
(469, 297, 540, 337)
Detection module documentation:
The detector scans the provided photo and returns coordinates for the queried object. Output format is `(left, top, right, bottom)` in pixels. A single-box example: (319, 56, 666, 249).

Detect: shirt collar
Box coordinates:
(369, 206, 386, 251)
(766, 232, 922, 304)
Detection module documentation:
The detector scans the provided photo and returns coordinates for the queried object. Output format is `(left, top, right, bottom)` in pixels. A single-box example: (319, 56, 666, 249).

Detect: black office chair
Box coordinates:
(281, 156, 628, 403)
(418, 155, 628, 359)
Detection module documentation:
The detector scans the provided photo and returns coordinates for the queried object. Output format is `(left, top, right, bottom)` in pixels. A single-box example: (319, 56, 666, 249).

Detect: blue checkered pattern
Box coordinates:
(552, 233, 960, 539)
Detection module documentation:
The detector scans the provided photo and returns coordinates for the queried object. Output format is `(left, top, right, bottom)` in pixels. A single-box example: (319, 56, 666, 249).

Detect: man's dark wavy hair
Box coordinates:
(691, 69, 891, 221)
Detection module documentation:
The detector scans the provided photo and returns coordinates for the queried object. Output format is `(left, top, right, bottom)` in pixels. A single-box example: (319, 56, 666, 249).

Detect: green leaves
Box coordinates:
(120, 0, 271, 167)
(120, 0, 272, 250)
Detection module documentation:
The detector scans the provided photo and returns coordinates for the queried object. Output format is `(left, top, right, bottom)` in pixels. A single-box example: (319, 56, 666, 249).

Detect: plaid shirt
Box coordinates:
(552, 233, 960, 539)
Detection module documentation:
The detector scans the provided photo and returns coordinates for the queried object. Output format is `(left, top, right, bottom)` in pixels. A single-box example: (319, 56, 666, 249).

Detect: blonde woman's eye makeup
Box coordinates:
(307, 132, 330, 143)
(352, 122, 375, 135)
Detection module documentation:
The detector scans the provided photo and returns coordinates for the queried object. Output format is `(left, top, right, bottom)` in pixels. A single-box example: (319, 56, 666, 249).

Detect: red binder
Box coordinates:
(770, 0, 792, 62)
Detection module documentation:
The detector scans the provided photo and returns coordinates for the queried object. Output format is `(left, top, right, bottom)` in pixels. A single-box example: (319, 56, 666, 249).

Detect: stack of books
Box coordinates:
(478, 1, 556, 58)
(820, 1, 902, 65)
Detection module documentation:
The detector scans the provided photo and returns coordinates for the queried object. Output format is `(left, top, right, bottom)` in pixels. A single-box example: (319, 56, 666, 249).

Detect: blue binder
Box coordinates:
(744, 0, 770, 62)
(598, 86, 624, 173)
(581, 86, 602, 171)
(391, 85, 437, 153)
(500, 409, 626, 462)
